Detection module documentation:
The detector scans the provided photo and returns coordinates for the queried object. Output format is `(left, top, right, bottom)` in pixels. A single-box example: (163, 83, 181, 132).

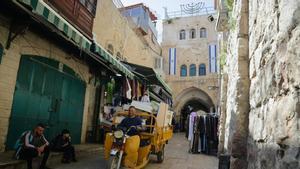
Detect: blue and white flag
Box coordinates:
(169, 48, 176, 75)
(209, 44, 217, 73)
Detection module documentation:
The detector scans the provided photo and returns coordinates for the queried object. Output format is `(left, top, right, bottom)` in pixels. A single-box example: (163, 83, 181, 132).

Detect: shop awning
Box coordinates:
(122, 62, 172, 95)
(16, 0, 91, 51)
(14, 0, 135, 79)
(92, 44, 135, 79)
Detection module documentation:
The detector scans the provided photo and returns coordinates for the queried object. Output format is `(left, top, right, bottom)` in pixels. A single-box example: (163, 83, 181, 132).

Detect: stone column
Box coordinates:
(228, 0, 250, 168)
(218, 73, 228, 154)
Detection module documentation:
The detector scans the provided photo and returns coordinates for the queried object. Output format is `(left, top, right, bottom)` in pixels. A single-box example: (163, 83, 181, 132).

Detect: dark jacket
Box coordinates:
(118, 117, 142, 136)
(51, 134, 70, 151)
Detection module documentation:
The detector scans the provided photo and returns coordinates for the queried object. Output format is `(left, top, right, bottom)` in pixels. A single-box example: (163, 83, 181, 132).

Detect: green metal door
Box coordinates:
(6, 55, 86, 149)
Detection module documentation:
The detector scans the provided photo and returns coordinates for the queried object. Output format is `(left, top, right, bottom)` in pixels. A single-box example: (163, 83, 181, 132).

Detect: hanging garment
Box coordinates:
(185, 115, 189, 139)
(188, 112, 197, 141)
(197, 116, 205, 153)
(126, 78, 132, 99)
(141, 94, 150, 102)
(122, 78, 127, 97)
(192, 116, 200, 153)
(130, 79, 136, 100)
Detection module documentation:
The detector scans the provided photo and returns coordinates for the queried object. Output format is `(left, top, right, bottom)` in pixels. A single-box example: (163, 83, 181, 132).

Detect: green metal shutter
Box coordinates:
(6, 56, 86, 149)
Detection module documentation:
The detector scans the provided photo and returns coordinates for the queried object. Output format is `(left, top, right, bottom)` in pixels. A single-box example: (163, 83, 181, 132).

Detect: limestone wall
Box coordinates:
(93, 0, 162, 68)
(247, 0, 300, 168)
(219, 0, 300, 168)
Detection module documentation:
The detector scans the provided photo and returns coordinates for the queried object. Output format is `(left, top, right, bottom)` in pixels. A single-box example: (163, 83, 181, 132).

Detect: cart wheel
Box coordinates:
(156, 146, 165, 163)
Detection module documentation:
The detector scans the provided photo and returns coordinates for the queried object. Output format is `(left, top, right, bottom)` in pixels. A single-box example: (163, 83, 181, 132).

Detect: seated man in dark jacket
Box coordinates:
(51, 129, 77, 163)
(118, 106, 143, 136)
(15, 123, 51, 169)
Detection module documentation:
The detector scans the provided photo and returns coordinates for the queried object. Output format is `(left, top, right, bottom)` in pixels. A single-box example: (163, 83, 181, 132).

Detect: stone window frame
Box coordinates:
(116, 52, 122, 60)
(200, 27, 207, 38)
(189, 28, 196, 39)
(107, 44, 114, 55)
(199, 63, 206, 76)
(189, 64, 196, 76)
(179, 29, 186, 40)
(180, 64, 187, 77)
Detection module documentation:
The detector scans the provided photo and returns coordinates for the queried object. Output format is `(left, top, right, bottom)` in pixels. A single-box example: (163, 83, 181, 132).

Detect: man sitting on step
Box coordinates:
(50, 129, 77, 163)
(14, 123, 51, 169)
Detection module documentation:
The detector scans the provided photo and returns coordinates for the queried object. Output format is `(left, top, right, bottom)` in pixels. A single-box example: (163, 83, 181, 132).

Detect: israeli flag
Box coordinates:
(169, 48, 176, 75)
(209, 44, 217, 73)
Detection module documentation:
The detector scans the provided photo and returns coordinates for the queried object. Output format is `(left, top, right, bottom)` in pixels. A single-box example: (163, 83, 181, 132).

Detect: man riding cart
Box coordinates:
(104, 103, 173, 169)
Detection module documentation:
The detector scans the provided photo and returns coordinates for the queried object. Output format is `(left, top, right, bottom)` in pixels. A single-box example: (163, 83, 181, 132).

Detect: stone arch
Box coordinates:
(173, 87, 215, 131)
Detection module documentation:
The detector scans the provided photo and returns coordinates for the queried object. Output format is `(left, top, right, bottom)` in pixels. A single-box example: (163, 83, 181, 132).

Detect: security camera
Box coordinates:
(208, 15, 214, 22)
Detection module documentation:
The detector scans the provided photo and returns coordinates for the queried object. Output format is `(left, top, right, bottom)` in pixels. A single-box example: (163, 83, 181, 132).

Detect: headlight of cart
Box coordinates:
(113, 130, 124, 139)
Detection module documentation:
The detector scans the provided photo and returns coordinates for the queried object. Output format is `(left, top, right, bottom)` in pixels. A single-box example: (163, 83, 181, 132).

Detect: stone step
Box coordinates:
(0, 144, 103, 169)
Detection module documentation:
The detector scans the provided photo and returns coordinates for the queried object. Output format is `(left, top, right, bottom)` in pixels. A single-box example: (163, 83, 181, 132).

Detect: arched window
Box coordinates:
(107, 44, 114, 55)
(189, 64, 196, 76)
(116, 52, 122, 60)
(189, 29, 196, 39)
(200, 28, 207, 38)
(199, 64, 206, 76)
(179, 30, 186, 40)
(180, 65, 187, 77)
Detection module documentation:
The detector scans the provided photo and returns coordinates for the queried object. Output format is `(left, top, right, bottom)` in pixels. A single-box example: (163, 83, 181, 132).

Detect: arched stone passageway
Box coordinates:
(173, 87, 215, 132)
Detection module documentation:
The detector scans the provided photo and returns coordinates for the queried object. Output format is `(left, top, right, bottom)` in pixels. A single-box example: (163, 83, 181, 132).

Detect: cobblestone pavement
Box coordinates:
(146, 133, 218, 169)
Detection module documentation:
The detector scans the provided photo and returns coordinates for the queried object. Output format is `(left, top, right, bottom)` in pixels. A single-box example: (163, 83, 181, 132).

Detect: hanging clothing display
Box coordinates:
(187, 114, 219, 155)
(126, 78, 132, 99)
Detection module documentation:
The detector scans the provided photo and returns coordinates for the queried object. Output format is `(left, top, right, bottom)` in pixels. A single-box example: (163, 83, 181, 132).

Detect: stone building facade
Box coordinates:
(0, 0, 165, 152)
(216, 0, 300, 168)
(161, 13, 219, 123)
(93, 1, 163, 73)
(0, 2, 96, 151)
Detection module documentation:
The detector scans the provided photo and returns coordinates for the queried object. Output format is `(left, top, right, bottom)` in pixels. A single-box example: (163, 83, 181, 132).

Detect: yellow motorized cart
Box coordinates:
(104, 109, 173, 169)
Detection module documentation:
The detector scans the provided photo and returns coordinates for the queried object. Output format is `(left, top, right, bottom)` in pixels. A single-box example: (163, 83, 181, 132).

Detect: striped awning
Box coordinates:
(93, 44, 135, 79)
(15, 0, 135, 79)
(149, 92, 163, 103)
(122, 62, 172, 95)
(16, 0, 91, 50)
(153, 70, 172, 94)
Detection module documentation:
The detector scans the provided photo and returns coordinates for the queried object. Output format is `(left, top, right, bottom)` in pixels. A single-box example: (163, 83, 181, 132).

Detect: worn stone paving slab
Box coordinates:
(146, 133, 218, 169)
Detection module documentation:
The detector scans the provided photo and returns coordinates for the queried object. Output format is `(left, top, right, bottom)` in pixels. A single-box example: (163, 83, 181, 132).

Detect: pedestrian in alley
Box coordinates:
(50, 129, 77, 164)
(14, 123, 51, 169)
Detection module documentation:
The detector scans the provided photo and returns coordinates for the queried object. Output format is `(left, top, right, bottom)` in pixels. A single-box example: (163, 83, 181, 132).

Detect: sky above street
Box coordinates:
(120, 0, 214, 42)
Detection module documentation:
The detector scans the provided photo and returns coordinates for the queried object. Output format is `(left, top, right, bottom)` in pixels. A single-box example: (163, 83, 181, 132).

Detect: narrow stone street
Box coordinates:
(146, 133, 218, 169)
(51, 133, 218, 169)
